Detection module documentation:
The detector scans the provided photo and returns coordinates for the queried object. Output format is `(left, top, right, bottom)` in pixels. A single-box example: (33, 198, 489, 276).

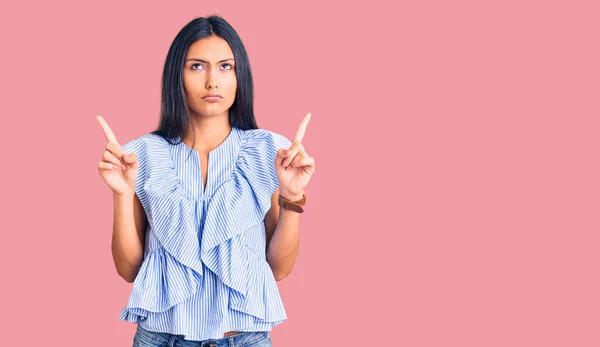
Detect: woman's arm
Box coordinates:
(264, 188, 301, 281)
(111, 190, 147, 283)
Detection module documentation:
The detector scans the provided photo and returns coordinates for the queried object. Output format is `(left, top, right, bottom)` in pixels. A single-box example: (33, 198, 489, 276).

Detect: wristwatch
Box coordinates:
(278, 193, 306, 213)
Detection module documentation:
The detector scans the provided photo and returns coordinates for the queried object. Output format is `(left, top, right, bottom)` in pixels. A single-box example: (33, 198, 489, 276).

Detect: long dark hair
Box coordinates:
(151, 15, 258, 145)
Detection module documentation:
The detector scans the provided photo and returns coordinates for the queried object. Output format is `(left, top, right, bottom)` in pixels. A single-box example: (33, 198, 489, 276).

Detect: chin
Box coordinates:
(197, 109, 227, 118)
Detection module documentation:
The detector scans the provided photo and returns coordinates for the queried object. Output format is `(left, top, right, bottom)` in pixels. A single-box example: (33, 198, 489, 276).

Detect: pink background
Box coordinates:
(1, 0, 599, 346)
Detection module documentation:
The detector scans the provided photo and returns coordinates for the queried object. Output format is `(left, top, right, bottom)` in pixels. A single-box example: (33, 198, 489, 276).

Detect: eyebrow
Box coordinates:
(185, 58, 235, 63)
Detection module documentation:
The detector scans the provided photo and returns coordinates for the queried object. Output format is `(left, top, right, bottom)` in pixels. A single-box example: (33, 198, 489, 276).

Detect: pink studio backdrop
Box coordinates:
(1, 0, 599, 346)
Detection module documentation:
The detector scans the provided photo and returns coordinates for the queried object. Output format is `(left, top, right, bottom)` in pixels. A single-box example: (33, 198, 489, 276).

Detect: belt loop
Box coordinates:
(228, 336, 235, 347)
(168, 335, 177, 347)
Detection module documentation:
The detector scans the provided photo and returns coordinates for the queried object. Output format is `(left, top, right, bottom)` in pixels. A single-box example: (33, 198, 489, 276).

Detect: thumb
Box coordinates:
(275, 148, 288, 168)
(123, 152, 139, 170)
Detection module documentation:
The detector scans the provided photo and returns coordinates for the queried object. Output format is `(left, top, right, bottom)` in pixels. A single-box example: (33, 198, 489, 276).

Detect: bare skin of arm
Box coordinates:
(264, 188, 301, 281)
(112, 191, 147, 283)
(264, 113, 314, 281)
(96, 115, 147, 283)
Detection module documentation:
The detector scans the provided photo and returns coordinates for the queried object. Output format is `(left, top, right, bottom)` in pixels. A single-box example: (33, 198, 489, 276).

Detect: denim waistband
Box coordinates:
(134, 324, 271, 347)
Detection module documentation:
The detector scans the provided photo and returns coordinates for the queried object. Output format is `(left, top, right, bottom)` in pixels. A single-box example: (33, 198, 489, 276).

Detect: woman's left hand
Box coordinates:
(275, 113, 316, 201)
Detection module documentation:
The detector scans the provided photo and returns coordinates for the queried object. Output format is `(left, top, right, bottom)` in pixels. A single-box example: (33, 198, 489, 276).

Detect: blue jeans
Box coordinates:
(133, 324, 273, 347)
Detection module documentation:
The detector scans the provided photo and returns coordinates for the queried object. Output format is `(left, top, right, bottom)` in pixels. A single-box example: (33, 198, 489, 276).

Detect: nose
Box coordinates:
(205, 69, 219, 90)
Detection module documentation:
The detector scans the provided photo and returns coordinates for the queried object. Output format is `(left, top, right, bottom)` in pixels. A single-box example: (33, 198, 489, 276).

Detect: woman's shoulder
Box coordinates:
(240, 128, 292, 152)
(121, 133, 170, 154)
(234, 128, 290, 187)
(120, 133, 174, 180)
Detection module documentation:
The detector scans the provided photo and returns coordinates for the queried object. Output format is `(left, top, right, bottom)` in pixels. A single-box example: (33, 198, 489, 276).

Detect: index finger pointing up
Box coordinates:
(96, 115, 120, 145)
(294, 112, 311, 144)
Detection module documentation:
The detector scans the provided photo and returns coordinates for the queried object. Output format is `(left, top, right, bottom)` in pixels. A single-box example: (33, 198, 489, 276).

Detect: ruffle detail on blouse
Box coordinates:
(119, 247, 202, 322)
(200, 129, 291, 320)
(120, 135, 205, 321)
(228, 245, 287, 321)
(140, 138, 204, 276)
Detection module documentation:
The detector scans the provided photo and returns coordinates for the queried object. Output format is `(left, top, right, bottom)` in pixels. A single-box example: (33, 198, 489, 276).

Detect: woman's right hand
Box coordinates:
(96, 116, 139, 195)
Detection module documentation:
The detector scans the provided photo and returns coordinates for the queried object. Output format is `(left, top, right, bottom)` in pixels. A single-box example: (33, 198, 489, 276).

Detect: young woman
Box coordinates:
(96, 15, 315, 346)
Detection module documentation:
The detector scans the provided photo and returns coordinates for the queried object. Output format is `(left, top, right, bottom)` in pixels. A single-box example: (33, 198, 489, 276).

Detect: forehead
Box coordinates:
(186, 36, 234, 60)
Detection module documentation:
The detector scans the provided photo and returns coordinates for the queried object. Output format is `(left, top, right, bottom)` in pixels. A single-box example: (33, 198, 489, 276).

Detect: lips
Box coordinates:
(202, 94, 222, 99)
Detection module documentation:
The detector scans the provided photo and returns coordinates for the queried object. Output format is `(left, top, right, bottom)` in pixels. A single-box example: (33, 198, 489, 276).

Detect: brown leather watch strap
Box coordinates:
(278, 193, 306, 213)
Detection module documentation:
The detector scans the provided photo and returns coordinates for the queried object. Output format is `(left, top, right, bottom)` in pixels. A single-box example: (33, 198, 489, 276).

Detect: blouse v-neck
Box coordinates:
(173, 127, 243, 200)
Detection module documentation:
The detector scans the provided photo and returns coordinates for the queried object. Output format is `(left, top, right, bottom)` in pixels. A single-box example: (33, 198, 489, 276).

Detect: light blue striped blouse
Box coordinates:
(119, 127, 291, 342)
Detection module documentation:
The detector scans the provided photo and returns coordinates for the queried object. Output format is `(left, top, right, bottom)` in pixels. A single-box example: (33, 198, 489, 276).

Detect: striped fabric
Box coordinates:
(118, 127, 291, 342)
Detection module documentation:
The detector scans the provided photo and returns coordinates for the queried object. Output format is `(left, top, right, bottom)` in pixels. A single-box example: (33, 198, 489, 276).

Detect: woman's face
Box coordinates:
(183, 35, 237, 119)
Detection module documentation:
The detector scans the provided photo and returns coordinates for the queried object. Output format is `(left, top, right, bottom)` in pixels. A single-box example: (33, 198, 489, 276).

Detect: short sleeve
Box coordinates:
(236, 130, 292, 209)
(121, 135, 150, 207)
(272, 132, 293, 153)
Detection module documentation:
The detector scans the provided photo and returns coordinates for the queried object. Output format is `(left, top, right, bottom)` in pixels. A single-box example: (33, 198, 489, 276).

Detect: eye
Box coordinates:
(191, 63, 205, 70)
(221, 63, 233, 70)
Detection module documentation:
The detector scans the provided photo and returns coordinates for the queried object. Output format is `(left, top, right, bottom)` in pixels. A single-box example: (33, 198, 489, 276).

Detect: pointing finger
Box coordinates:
(96, 115, 120, 145)
(294, 112, 311, 144)
(106, 141, 126, 162)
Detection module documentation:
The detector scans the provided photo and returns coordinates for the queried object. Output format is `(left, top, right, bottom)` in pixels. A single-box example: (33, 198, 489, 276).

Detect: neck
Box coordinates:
(184, 113, 232, 153)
